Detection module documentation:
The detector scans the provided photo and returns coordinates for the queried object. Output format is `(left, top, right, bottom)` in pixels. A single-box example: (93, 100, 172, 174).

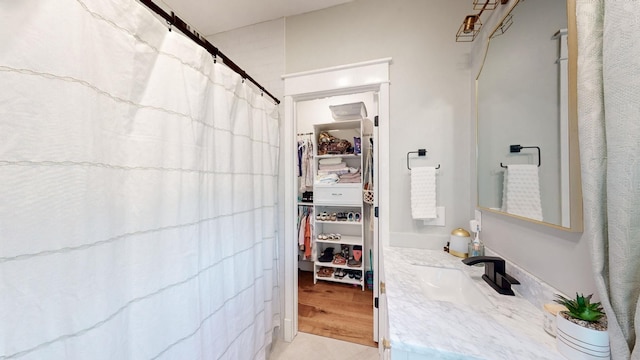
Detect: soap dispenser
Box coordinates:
(469, 220, 484, 258)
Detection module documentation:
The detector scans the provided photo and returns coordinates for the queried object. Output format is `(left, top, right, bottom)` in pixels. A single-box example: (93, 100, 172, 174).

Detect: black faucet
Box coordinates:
(462, 256, 520, 296)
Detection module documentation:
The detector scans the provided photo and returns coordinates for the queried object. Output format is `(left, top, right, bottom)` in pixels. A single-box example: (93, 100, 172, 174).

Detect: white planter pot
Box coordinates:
(556, 313, 610, 360)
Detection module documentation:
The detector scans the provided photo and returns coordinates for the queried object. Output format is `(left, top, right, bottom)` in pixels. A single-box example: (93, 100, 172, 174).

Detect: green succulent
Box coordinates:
(554, 293, 605, 322)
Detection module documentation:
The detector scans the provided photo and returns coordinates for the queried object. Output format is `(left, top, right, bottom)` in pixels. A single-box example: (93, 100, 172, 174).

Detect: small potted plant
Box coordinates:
(554, 293, 610, 360)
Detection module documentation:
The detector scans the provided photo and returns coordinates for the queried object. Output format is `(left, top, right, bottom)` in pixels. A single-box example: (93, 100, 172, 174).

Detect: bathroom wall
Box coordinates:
(470, 1, 596, 296)
(285, 0, 473, 249)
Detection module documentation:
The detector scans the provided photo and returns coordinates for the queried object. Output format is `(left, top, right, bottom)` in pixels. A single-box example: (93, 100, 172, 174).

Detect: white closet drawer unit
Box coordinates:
(314, 184, 362, 205)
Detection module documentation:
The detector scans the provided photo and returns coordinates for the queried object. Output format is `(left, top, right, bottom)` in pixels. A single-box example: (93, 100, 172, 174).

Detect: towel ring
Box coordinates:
(500, 144, 541, 168)
(407, 149, 441, 170)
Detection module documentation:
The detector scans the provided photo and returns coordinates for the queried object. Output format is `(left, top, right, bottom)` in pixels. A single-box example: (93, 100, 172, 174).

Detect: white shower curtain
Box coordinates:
(576, 1, 640, 359)
(0, 0, 280, 359)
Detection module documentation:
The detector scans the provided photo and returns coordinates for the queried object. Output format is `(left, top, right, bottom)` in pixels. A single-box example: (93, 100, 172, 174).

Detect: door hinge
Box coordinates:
(375, 207, 379, 218)
(374, 115, 379, 127)
(383, 338, 391, 350)
(375, 297, 379, 309)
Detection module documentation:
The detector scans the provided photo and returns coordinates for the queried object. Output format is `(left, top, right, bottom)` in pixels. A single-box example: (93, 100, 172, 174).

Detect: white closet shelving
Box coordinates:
(312, 118, 372, 290)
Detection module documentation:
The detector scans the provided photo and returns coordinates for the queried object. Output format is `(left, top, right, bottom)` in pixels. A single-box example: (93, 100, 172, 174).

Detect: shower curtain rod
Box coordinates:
(139, 0, 281, 105)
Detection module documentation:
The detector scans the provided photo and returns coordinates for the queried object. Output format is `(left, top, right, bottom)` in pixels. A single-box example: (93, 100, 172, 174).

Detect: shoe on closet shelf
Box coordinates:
(318, 247, 334, 262)
(317, 267, 334, 278)
(334, 269, 346, 279)
(347, 257, 361, 267)
(332, 254, 347, 265)
(351, 245, 362, 264)
(347, 212, 355, 221)
(353, 270, 362, 280)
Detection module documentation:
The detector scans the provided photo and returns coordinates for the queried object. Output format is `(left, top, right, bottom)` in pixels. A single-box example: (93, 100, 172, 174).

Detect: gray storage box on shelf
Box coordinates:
(329, 102, 367, 121)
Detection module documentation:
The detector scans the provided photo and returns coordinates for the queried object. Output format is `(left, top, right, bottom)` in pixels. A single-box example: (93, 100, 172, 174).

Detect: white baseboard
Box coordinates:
(283, 318, 294, 342)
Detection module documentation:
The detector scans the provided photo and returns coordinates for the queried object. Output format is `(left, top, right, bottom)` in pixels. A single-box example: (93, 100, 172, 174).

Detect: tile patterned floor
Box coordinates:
(269, 332, 379, 360)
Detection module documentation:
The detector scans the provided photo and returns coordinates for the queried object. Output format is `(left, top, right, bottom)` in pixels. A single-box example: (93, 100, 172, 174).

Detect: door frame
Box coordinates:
(281, 58, 391, 345)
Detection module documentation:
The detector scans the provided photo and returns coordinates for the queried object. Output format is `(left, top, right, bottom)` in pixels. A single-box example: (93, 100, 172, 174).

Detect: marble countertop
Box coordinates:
(384, 246, 563, 359)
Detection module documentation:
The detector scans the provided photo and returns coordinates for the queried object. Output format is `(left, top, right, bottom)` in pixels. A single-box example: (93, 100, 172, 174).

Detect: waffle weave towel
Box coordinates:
(501, 164, 543, 221)
(411, 167, 437, 219)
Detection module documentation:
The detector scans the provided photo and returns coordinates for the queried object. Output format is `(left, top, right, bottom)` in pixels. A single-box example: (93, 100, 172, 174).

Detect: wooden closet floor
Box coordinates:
(297, 270, 376, 348)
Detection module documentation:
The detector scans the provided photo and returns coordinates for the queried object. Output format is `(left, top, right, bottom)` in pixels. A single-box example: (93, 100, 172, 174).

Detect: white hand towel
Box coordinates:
(501, 164, 543, 221)
(410, 167, 437, 219)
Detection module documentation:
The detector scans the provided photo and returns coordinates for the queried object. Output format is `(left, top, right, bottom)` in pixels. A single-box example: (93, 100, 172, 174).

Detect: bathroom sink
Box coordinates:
(410, 264, 492, 307)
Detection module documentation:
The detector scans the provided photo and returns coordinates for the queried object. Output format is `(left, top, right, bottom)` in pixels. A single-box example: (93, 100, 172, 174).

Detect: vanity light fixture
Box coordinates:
(491, 13, 514, 38)
(456, 1, 489, 42)
(473, 0, 509, 10)
(456, 0, 509, 42)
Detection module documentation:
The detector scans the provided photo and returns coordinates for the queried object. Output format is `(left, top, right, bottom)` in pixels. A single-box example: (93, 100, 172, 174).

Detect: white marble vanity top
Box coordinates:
(384, 246, 563, 359)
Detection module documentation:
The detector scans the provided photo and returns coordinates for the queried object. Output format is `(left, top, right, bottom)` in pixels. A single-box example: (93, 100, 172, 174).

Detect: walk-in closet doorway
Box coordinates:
(296, 93, 376, 347)
(282, 59, 391, 355)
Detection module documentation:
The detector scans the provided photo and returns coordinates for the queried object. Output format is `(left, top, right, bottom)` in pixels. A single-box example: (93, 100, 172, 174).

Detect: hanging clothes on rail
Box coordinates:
(298, 211, 307, 251)
(298, 135, 314, 192)
(297, 206, 313, 260)
(304, 215, 312, 259)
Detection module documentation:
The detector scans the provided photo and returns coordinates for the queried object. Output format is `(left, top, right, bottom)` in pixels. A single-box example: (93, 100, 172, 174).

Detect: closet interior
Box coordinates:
(296, 92, 378, 346)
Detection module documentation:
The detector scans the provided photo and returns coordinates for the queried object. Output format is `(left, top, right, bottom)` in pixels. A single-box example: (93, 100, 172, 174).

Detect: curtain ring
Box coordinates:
(168, 12, 176, 32)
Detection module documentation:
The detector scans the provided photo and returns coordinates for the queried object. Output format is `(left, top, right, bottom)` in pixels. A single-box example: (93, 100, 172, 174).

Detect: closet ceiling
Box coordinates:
(158, 0, 354, 35)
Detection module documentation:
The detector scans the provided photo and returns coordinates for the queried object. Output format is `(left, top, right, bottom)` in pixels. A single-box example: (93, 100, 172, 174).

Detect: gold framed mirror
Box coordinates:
(476, 0, 582, 231)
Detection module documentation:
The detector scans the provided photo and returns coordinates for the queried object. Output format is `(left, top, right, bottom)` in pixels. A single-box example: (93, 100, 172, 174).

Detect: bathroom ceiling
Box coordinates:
(158, 0, 354, 35)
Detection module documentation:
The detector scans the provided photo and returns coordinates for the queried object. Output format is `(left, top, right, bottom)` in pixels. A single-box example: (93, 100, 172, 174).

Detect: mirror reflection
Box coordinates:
(477, 0, 570, 227)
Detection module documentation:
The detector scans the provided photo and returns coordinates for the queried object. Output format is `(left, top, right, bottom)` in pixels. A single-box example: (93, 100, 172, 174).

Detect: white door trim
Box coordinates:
(282, 58, 391, 343)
